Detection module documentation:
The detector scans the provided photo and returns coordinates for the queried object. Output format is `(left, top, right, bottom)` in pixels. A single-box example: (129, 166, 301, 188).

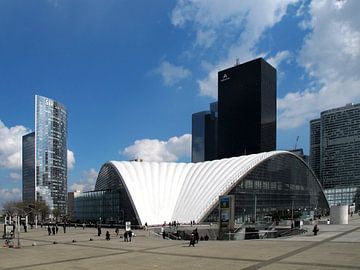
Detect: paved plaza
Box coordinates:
(1, 217, 360, 270)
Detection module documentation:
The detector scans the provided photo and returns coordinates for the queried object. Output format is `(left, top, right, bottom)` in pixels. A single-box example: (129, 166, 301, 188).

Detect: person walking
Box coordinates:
(194, 228, 199, 244)
(97, 225, 102, 237)
(313, 224, 319, 236)
(189, 233, 195, 247)
(47, 225, 51, 236)
(52, 225, 56, 235)
(106, 231, 110, 241)
(115, 227, 119, 236)
(82, 223, 86, 230)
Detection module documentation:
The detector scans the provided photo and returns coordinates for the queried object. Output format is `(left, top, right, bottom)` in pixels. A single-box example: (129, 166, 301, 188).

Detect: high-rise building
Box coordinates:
(22, 132, 35, 203)
(191, 102, 217, 162)
(217, 58, 276, 158)
(310, 103, 360, 206)
(309, 119, 321, 179)
(22, 95, 68, 214)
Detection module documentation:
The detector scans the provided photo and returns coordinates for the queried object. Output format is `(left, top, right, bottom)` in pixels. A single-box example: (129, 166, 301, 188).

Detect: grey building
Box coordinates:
(191, 102, 218, 162)
(309, 119, 321, 179)
(310, 103, 360, 206)
(22, 95, 68, 215)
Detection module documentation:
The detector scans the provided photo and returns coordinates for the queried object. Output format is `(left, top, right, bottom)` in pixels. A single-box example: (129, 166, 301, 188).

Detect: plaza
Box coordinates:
(1, 216, 360, 270)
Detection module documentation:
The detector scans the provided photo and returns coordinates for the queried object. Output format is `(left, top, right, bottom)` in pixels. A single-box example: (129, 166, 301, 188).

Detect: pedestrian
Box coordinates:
(63, 223, 66, 233)
(161, 226, 165, 239)
(128, 230, 132, 242)
(97, 225, 102, 237)
(74, 223, 77, 229)
(194, 228, 199, 244)
(55, 224, 59, 234)
(313, 224, 319, 236)
(47, 226, 51, 236)
(52, 225, 55, 235)
(115, 227, 119, 236)
(106, 231, 110, 241)
(189, 233, 195, 247)
(82, 223, 86, 230)
(124, 231, 128, 242)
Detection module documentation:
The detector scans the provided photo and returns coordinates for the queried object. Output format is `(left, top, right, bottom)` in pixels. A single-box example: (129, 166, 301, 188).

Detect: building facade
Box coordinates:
(22, 95, 68, 214)
(310, 103, 360, 206)
(217, 58, 276, 159)
(22, 132, 35, 203)
(75, 151, 328, 225)
(191, 102, 218, 162)
(309, 119, 321, 179)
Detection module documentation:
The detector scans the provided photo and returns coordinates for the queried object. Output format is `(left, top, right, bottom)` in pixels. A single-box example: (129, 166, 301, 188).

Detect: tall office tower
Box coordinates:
(309, 119, 321, 179)
(191, 102, 218, 162)
(22, 95, 68, 214)
(22, 132, 35, 203)
(217, 58, 276, 159)
(309, 103, 360, 206)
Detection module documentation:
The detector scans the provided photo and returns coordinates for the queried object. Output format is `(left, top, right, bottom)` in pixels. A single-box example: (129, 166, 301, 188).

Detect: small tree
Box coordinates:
(52, 208, 61, 222)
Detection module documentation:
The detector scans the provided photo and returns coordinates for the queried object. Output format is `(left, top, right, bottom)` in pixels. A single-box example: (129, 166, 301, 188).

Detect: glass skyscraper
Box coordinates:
(310, 103, 360, 207)
(191, 102, 218, 162)
(22, 95, 68, 214)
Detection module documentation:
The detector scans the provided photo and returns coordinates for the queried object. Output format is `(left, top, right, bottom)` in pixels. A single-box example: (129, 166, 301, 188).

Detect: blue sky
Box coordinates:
(1, 0, 360, 208)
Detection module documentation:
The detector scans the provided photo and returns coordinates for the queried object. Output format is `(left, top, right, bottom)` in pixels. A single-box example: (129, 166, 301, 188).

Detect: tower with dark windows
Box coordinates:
(310, 103, 360, 207)
(22, 95, 68, 215)
(191, 102, 218, 162)
(191, 58, 276, 161)
(217, 58, 276, 159)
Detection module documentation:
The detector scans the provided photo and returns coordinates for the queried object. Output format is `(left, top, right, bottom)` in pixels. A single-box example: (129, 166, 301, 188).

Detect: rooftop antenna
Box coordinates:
(235, 57, 239, 66)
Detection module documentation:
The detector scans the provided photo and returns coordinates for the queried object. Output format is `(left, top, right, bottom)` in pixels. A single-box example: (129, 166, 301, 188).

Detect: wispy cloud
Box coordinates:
(67, 149, 75, 170)
(154, 60, 191, 86)
(121, 134, 191, 162)
(0, 188, 21, 211)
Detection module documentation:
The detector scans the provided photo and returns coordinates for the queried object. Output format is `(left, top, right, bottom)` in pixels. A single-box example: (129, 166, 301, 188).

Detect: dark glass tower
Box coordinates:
(22, 95, 68, 215)
(22, 132, 35, 203)
(191, 102, 218, 162)
(217, 58, 276, 158)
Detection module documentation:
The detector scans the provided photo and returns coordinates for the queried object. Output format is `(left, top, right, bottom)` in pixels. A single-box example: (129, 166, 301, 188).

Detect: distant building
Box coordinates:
(22, 95, 68, 215)
(217, 58, 276, 159)
(191, 102, 218, 162)
(22, 132, 35, 203)
(310, 103, 360, 206)
(67, 191, 81, 221)
(289, 149, 308, 164)
(309, 119, 321, 179)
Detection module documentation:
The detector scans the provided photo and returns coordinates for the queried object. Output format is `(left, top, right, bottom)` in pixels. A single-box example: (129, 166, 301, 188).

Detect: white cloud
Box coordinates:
(267, 50, 291, 68)
(9, 172, 21, 181)
(0, 120, 31, 169)
(0, 188, 21, 210)
(154, 60, 191, 86)
(171, 0, 298, 98)
(69, 168, 98, 192)
(278, 0, 360, 129)
(67, 149, 75, 170)
(122, 134, 191, 162)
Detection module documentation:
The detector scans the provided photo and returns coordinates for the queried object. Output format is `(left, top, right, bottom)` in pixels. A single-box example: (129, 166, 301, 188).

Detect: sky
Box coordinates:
(0, 0, 359, 209)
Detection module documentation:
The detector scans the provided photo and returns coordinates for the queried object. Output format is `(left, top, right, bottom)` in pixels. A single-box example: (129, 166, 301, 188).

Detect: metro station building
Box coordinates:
(74, 151, 329, 225)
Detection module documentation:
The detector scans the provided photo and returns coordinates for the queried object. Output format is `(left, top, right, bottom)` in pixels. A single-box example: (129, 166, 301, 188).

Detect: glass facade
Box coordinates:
(309, 119, 321, 179)
(310, 103, 360, 206)
(35, 95, 67, 214)
(204, 154, 329, 223)
(217, 58, 276, 159)
(191, 102, 218, 162)
(22, 132, 35, 203)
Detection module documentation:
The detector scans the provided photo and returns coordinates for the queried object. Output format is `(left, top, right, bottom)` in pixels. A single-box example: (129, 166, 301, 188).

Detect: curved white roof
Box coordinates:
(106, 150, 293, 225)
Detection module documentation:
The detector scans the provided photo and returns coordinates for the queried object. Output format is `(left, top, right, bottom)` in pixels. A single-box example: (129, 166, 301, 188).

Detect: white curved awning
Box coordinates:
(107, 151, 289, 225)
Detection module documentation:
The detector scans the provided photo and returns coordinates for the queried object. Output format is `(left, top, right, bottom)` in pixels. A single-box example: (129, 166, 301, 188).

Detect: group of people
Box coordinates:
(47, 223, 67, 235)
(189, 228, 199, 247)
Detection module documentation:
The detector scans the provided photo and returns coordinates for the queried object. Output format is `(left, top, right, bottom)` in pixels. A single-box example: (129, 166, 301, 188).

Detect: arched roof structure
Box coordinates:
(95, 151, 328, 225)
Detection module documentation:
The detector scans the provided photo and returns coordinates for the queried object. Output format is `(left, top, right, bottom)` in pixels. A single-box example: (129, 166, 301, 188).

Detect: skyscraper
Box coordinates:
(310, 103, 360, 206)
(22, 95, 68, 214)
(191, 102, 218, 162)
(22, 132, 35, 203)
(217, 58, 276, 158)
